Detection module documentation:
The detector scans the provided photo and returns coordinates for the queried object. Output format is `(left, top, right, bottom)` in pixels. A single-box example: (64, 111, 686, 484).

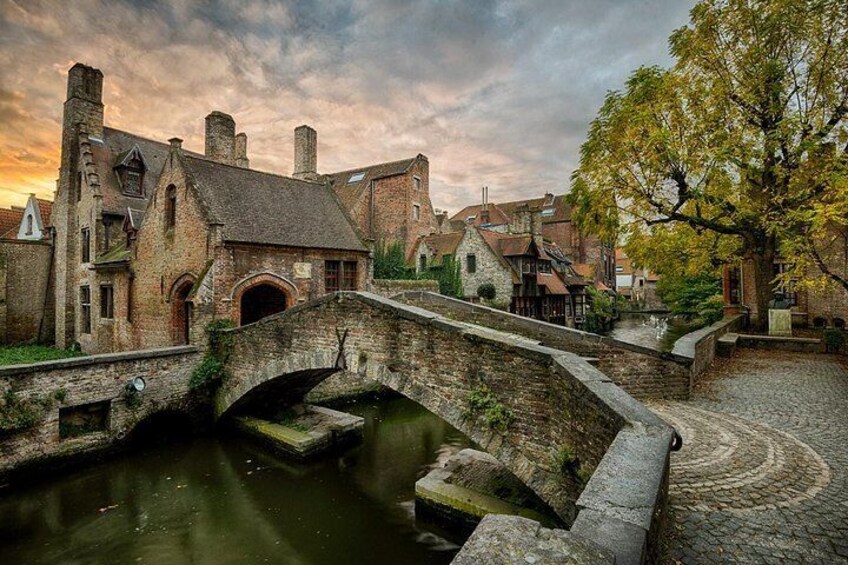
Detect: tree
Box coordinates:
(584, 286, 614, 334)
(569, 0, 848, 327)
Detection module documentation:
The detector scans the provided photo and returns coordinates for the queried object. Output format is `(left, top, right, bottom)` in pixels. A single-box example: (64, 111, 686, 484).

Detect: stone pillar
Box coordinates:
(234, 132, 249, 168)
(293, 125, 318, 181)
(205, 111, 235, 165)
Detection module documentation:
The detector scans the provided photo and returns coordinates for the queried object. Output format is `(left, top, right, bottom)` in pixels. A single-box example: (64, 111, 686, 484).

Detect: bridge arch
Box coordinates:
(214, 292, 641, 522)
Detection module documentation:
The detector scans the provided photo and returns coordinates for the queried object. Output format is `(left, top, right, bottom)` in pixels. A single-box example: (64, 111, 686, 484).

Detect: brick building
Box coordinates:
(0, 195, 55, 344)
(723, 242, 848, 328)
(412, 207, 588, 327)
(51, 63, 370, 353)
(449, 192, 615, 290)
(285, 124, 439, 258)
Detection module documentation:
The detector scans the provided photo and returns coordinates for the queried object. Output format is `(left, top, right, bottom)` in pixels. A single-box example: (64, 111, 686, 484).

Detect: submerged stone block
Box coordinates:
(233, 404, 363, 460)
(415, 448, 561, 534)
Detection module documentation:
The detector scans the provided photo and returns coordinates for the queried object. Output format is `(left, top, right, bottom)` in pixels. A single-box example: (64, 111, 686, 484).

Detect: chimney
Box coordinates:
(65, 63, 104, 139)
(510, 204, 531, 234)
(169, 137, 183, 150)
(293, 125, 318, 180)
(205, 111, 235, 165)
(235, 132, 249, 168)
(530, 208, 544, 247)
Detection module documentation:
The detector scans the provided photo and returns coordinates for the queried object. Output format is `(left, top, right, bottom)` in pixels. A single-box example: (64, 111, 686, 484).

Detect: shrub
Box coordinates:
(466, 385, 514, 431)
(584, 286, 614, 334)
(697, 295, 725, 325)
(189, 356, 226, 391)
(477, 283, 497, 300)
(374, 241, 416, 280)
(0, 390, 51, 435)
(419, 255, 464, 298)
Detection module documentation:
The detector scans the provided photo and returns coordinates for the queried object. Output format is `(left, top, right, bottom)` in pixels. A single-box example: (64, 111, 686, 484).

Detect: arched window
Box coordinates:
(166, 185, 176, 229)
(25, 215, 33, 235)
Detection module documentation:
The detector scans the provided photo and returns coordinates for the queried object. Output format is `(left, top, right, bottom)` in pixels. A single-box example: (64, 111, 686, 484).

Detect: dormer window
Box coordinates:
(114, 146, 148, 197)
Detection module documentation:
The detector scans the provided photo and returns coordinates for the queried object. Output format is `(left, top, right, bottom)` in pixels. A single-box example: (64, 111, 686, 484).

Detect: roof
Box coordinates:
(573, 263, 595, 279)
(538, 272, 570, 295)
(450, 194, 572, 227)
(182, 156, 368, 252)
(0, 208, 24, 238)
(90, 127, 203, 215)
(36, 199, 52, 228)
(414, 231, 463, 264)
(327, 156, 418, 210)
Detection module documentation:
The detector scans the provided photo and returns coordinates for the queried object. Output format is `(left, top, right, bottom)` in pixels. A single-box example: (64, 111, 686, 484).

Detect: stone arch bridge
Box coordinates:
(1, 292, 674, 563)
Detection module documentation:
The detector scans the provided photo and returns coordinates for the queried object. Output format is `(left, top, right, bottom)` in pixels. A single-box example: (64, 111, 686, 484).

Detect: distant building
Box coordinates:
(615, 249, 662, 309)
(412, 207, 588, 327)
(449, 191, 615, 290)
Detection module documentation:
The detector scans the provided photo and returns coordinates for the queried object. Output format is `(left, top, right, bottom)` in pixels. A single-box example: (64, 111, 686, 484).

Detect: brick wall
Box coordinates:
(671, 314, 744, 379)
(397, 291, 692, 400)
(0, 346, 200, 479)
(0, 240, 54, 344)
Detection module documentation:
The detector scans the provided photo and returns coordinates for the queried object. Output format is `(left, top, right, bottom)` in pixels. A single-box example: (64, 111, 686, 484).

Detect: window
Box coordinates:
(413, 176, 421, 191)
(166, 185, 177, 229)
(25, 215, 33, 235)
(466, 254, 477, 274)
(325, 260, 358, 292)
(100, 285, 114, 319)
(77, 172, 83, 202)
(412, 204, 420, 221)
(348, 172, 365, 183)
(80, 286, 91, 333)
(772, 263, 797, 306)
(615, 266, 624, 273)
(124, 170, 142, 196)
(419, 254, 427, 271)
(541, 208, 555, 217)
(325, 261, 340, 292)
(343, 261, 358, 290)
(727, 265, 741, 305)
(81, 228, 90, 263)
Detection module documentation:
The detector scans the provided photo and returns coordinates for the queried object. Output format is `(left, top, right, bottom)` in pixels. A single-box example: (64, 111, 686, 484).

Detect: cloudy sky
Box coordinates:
(0, 0, 695, 212)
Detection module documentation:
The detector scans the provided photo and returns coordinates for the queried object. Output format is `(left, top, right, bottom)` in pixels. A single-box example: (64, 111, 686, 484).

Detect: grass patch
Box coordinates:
(0, 345, 85, 366)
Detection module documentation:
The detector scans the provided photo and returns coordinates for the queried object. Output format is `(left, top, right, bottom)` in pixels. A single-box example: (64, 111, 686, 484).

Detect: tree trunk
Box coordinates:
(747, 236, 777, 331)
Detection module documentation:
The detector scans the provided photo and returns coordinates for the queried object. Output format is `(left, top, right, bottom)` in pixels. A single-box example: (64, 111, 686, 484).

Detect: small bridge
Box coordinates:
(1, 292, 675, 563)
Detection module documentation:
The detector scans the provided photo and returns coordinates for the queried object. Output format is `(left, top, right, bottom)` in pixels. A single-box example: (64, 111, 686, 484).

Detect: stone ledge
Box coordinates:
(450, 515, 615, 565)
(0, 346, 198, 377)
(671, 314, 744, 360)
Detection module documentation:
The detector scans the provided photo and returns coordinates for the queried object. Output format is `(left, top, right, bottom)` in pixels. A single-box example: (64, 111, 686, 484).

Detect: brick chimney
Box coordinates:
(510, 204, 531, 234)
(293, 125, 318, 181)
(234, 132, 249, 168)
(205, 111, 235, 165)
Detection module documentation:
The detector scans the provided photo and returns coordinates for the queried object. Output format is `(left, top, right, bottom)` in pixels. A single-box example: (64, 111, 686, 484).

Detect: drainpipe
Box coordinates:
(37, 225, 57, 344)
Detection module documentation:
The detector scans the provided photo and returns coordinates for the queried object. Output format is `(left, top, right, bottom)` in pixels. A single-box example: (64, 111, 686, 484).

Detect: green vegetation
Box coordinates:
(657, 274, 724, 326)
(466, 384, 514, 432)
(584, 287, 614, 334)
(419, 255, 464, 299)
(190, 319, 236, 391)
(0, 345, 85, 366)
(553, 445, 594, 485)
(0, 390, 51, 435)
(374, 241, 416, 280)
(477, 283, 497, 301)
(568, 1, 848, 328)
(277, 409, 309, 433)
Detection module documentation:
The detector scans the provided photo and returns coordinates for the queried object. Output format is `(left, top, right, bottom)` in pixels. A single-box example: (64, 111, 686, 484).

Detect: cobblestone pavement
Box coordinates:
(648, 350, 848, 564)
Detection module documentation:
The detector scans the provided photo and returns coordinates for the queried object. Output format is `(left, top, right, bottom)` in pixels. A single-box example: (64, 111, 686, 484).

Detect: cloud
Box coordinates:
(0, 0, 695, 210)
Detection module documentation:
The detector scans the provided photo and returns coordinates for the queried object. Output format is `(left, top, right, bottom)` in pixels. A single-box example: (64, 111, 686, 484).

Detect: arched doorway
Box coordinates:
(172, 280, 194, 345)
(239, 283, 287, 325)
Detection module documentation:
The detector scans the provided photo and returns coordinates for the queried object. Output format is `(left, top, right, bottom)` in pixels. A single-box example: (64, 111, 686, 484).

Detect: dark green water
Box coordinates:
(0, 397, 473, 565)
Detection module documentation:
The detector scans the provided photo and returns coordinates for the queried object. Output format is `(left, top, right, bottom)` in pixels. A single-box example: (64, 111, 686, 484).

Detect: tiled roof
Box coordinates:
(450, 194, 572, 227)
(0, 208, 23, 239)
(537, 272, 570, 295)
(327, 156, 418, 210)
(36, 199, 52, 227)
(414, 231, 463, 264)
(183, 156, 368, 252)
(90, 127, 203, 215)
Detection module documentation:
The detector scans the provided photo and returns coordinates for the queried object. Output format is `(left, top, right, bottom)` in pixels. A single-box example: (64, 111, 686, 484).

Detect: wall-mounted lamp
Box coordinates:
(126, 377, 146, 394)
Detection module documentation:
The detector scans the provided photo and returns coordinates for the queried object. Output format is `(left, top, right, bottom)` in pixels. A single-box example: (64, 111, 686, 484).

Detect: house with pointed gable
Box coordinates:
(51, 63, 371, 353)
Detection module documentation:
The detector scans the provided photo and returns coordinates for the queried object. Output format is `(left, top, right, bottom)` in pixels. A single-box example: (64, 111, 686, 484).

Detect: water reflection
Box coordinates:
(0, 397, 473, 565)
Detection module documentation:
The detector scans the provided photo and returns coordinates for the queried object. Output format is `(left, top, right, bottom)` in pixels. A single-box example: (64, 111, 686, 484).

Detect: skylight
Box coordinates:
(541, 208, 555, 216)
(348, 172, 365, 183)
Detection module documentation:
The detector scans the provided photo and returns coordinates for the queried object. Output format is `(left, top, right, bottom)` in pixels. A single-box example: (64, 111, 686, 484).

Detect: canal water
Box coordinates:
(0, 397, 474, 565)
(608, 315, 693, 352)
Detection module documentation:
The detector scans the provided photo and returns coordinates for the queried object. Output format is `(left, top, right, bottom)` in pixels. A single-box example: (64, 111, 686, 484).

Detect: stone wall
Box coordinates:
(218, 292, 674, 563)
(396, 291, 692, 400)
(0, 239, 54, 344)
(0, 346, 200, 479)
(671, 314, 745, 379)
(455, 227, 513, 305)
(368, 278, 440, 298)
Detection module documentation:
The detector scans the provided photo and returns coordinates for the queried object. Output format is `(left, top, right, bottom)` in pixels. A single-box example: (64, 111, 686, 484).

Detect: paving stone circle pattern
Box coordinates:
(651, 350, 848, 564)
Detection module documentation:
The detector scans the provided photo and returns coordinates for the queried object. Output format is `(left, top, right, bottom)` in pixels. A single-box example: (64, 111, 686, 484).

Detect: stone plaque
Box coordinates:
(293, 262, 312, 279)
(768, 308, 792, 337)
